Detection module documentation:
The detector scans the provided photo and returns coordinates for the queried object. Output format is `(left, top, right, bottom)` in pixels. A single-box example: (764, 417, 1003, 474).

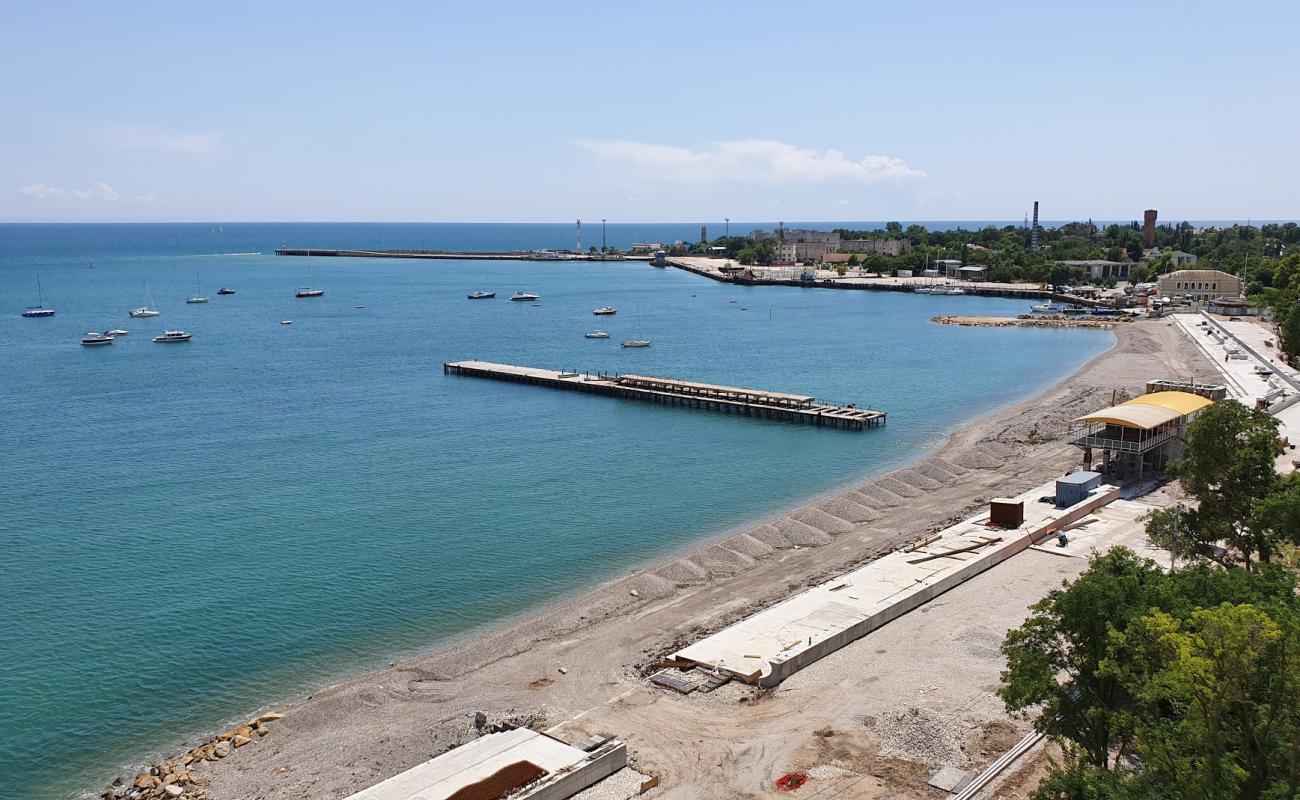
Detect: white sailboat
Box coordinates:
(295, 252, 324, 297)
(187, 274, 209, 304)
(21, 275, 55, 317)
(129, 282, 161, 317)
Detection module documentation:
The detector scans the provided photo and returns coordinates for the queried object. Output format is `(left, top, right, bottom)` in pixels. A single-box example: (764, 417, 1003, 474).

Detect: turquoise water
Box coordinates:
(0, 224, 1112, 800)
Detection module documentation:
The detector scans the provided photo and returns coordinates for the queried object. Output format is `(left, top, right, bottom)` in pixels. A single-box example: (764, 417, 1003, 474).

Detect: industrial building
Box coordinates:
(1156, 269, 1242, 303)
(1056, 259, 1132, 280)
(342, 728, 629, 800)
(1068, 390, 1215, 476)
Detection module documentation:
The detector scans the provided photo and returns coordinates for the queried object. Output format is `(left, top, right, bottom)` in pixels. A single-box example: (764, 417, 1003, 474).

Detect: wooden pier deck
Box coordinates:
(443, 361, 886, 430)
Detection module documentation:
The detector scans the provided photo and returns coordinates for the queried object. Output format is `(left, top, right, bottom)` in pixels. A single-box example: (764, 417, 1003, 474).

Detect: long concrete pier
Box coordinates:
(276, 248, 648, 262)
(443, 360, 885, 430)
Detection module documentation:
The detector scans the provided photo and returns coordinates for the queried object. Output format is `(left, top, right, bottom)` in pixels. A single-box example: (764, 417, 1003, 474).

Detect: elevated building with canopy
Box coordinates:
(1068, 390, 1215, 476)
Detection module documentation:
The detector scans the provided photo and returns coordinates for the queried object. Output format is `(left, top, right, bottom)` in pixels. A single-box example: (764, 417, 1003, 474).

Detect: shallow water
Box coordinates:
(0, 223, 1111, 799)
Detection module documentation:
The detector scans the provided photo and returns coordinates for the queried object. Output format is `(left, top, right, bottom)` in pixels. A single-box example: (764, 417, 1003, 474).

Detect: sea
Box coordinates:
(0, 222, 1113, 800)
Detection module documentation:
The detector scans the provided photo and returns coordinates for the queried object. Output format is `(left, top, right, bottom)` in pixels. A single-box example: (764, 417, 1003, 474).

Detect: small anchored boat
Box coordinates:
(186, 274, 209, 303)
(468, 291, 496, 299)
(106, 328, 128, 337)
(81, 332, 115, 346)
(585, 331, 610, 339)
(592, 306, 618, 316)
(217, 288, 236, 295)
(152, 330, 192, 343)
(295, 288, 324, 298)
(130, 282, 160, 317)
(510, 292, 540, 302)
(621, 339, 651, 348)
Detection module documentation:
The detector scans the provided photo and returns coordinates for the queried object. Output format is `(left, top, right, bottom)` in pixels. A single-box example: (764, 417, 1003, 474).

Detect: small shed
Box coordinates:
(1056, 471, 1102, 507)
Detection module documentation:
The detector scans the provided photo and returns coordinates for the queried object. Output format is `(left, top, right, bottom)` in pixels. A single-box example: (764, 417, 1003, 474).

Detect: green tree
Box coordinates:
(1161, 402, 1284, 569)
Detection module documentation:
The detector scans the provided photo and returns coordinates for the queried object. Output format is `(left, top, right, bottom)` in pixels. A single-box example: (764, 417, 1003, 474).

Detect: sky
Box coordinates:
(2, 0, 1297, 223)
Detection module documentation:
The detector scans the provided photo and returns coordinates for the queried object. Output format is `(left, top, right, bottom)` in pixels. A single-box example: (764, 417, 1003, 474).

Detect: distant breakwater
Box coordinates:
(275, 248, 650, 262)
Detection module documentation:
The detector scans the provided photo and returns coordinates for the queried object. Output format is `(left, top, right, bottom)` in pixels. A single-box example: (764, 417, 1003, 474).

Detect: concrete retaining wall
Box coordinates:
(757, 486, 1121, 687)
(526, 741, 627, 800)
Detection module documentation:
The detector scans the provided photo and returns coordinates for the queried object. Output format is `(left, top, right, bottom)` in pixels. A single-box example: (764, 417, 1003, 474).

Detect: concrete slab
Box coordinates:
(928, 765, 974, 793)
(675, 478, 1121, 686)
(344, 728, 627, 800)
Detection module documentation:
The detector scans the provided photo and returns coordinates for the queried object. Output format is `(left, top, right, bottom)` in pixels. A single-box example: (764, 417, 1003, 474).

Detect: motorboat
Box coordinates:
(468, 291, 496, 299)
(217, 288, 236, 295)
(280, 320, 293, 325)
(621, 339, 651, 348)
(592, 306, 618, 315)
(510, 292, 540, 301)
(945, 287, 967, 295)
(585, 331, 610, 339)
(186, 296, 209, 304)
(1030, 303, 1057, 313)
(22, 275, 55, 317)
(152, 330, 192, 343)
(295, 288, 324, 298)
(106, 329, 128, 337)
(913, 287, 933, 294)
(81, 332, 115, 346)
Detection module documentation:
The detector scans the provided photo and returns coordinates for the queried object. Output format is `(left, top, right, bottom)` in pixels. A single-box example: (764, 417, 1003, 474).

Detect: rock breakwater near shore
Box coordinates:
(932, 314, 1133, 329)
(102, 714, 282, 800)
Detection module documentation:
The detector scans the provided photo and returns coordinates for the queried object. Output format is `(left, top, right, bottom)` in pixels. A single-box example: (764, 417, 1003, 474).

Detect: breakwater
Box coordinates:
(931, 314, 1131, 329)
(275, 248, 649, 262)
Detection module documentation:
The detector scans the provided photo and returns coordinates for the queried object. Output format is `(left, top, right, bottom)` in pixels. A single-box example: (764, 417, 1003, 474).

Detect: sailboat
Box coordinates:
(621, 303, 651, 347)
(21, 275, 55, 317)
(129, 282, 161, 317)
(186, 274, 209, 304)
(295, 252, 324, 297)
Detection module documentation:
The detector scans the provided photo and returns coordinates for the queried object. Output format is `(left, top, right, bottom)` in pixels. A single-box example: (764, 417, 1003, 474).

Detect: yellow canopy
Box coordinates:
(1075, 391, 1213, 430)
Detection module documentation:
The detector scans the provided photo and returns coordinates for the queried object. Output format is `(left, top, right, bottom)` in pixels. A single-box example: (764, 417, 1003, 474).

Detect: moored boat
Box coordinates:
(295, 288, 324, 298)
(510, 292, 540, 301)
(22, 275, 55, 317)
(468, 291, 496, 299)
(106, 328, 128, 337)
(81, 332, 115, 346)
(152, 330, 192, 343)
(592, 306, 617, 315)
(584, 331, 610, 339)
(217, 288, 236, 295)
(621, 339, 651, 348)
(130, 282, 160, 317)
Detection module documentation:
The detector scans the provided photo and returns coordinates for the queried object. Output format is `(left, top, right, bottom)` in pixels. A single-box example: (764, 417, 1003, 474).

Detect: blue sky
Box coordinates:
(2, 0, 1296, 223)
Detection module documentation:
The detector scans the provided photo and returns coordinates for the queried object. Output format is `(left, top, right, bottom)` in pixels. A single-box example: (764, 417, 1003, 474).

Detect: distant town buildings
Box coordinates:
(839, 238, 911, 257)
(1156, 269, 1242, 302)
(1144, 248, 1199, 267)
(1056, 260, 1133, 280)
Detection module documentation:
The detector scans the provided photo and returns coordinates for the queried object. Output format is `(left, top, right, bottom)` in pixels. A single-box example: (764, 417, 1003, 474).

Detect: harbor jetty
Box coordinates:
(275, 248, 648, 262)
(443, 360, 885, 430)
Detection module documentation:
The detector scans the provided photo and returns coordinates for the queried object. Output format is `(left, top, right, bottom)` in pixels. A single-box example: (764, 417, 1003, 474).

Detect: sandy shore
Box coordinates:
(113, 318, 1219, 800)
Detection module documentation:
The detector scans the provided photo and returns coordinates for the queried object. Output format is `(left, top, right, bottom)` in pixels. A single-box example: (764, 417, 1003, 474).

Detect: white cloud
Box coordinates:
(72, 182, 120, 201)
(20, 182, 65, 199)
(18, 182, 125, 202)
(131, 192, 156, 203)
(105, 123, 222, 154)
(575, 139, 925, 185)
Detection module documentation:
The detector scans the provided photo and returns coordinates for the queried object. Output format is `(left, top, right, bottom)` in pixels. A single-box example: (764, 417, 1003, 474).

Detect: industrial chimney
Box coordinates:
(1143, 209, 1158, 248)
(1030, 201, 1040, 250)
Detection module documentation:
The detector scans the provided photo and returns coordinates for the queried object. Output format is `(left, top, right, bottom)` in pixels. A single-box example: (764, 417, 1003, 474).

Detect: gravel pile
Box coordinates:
(849, 485, 903, 508)
(773, 517, 833, 546)
(868, 707, 968, 765)
(791, 507, 854, 534)
(817, 496, 878, 523)
(873, 476, 922, 498)
(722, 532, 776, 559)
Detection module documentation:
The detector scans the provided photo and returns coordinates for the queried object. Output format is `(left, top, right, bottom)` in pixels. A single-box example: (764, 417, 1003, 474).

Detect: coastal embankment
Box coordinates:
(132, 318, 1220, 800)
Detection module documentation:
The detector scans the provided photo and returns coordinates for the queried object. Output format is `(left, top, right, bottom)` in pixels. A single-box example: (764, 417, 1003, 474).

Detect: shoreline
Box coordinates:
(96, 319, 1216, 800)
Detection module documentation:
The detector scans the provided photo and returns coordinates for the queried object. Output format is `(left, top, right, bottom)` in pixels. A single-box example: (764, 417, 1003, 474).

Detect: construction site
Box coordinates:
(186, 317, 1285, 800)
